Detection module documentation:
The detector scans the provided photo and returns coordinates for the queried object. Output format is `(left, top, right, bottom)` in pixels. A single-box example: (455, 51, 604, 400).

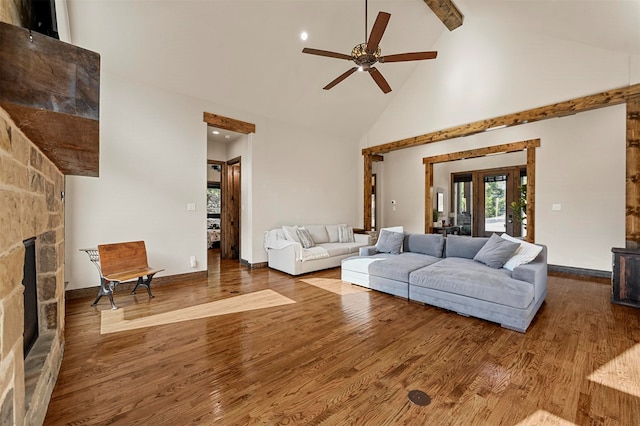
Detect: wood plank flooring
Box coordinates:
(45, 251, 640, 425)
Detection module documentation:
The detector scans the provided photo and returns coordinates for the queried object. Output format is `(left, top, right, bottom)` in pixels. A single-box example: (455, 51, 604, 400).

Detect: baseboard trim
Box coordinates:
(240, 259, 268, 269)
(65, 270, 208, 300)
(548, 264, 611, 284)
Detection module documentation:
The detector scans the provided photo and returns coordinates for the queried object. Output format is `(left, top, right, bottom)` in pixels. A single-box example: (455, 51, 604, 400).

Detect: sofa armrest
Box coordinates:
(359, 245, 378, 256)
(266, 241, 303, 262)
(512, 245, 547, 302)
(354, 233, 371, 244)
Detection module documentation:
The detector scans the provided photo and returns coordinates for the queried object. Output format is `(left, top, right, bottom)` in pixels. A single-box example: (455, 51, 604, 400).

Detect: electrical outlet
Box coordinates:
(552, 204, 561, 211)
(187, 203, 196, 211)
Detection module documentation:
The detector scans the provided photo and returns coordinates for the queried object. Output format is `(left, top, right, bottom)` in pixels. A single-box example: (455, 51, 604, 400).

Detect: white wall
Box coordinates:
(360, 19, 632, 272)
(367, 106, 625, 272)
(65, 71, 359, 289)
(250, 119, 360, 263)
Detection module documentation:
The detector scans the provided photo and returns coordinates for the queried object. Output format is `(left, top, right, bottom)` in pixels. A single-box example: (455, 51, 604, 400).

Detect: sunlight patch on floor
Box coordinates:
(301, 278, 371, 295)
(100, 289, 296, 334)
(588, 343, 640, 398)
(515, 410, 577, 426)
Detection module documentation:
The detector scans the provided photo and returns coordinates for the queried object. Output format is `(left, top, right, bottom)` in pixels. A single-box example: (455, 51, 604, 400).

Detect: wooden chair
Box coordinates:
(92, 241, 164, 310)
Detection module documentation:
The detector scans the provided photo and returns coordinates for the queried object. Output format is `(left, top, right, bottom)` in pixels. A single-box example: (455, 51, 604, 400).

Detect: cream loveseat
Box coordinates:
(264, 224, 370, 275)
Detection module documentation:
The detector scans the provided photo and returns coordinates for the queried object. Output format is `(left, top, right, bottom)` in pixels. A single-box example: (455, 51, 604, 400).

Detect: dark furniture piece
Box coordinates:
(432, 226, 461, 237)
(611, 247, 640, 308)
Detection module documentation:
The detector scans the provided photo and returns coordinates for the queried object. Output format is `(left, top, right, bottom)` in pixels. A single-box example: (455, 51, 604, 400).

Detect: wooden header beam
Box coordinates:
(422, 139, 540, 164)
(423, 0, 464, 31)
(363, 83, 640, 156)
(203, 112, 256, 134)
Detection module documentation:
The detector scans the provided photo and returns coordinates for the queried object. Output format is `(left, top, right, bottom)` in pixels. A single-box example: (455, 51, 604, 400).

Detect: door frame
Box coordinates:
(203, 112, 255, 262)
(423, 139, 539, 242)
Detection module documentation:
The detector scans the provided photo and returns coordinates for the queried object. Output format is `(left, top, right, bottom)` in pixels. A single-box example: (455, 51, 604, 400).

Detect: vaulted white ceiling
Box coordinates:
(65, 0, 640, 140)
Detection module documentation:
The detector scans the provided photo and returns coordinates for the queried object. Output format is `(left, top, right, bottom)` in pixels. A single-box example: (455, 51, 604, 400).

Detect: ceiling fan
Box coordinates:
(302, 0, 437, 94)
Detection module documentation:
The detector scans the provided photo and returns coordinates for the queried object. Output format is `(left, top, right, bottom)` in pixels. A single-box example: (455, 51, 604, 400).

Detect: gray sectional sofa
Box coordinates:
(341, 233, 547, 332)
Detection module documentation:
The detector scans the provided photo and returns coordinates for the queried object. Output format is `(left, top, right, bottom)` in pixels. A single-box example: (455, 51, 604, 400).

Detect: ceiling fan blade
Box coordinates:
(379, 51, 438, 63)
(302, 48, 352, 61)
(369, 67, 391, 94)
(323, 67, 358, 90)
(366, 12, 391, 54)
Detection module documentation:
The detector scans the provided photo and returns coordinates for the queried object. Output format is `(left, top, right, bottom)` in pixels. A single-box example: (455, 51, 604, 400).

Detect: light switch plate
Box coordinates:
(187, 203, 196, 211)
(552, 204, 561, 211)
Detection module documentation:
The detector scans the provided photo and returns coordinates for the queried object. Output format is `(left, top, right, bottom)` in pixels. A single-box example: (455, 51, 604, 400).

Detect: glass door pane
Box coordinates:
(454, 180, 473, 235)
(483, 175, 507, 234)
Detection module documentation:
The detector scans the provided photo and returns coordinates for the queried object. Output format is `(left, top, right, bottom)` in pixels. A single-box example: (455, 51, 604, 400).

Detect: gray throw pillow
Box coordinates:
(445, 235, 490, 259)
(473, 233, 520, 269)
(375, 229, 405, 254)
(403, 233, 444, 257)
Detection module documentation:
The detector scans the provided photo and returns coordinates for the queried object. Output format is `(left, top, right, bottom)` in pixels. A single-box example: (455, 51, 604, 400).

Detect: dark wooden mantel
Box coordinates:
(0, 22, 100, 177)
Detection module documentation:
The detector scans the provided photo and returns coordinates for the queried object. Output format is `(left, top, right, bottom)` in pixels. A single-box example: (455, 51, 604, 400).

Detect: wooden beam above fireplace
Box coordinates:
(0, 22, 100, 177)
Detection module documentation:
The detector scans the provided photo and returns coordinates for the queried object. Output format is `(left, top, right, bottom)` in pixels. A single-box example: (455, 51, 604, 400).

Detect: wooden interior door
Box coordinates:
(221, 157, 241, 259)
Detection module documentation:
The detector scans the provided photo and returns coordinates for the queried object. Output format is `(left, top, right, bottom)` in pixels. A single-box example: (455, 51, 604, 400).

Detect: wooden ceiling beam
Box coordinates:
(422, 0, 464, 31)
(203, 112, 255, 134)
(363, 83, 640, 156)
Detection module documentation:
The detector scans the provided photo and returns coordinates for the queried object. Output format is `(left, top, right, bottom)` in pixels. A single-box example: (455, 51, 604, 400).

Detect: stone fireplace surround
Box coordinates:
(0, 109, 65, 425)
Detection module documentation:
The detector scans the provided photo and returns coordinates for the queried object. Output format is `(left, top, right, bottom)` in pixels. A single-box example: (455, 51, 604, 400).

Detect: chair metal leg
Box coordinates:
(132, 273, 156, 298)
(91, 278, 118, 310)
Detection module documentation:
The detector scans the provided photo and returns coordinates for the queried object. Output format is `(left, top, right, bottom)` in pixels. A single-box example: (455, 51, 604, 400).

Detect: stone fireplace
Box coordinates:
(0, 109, 66, 425)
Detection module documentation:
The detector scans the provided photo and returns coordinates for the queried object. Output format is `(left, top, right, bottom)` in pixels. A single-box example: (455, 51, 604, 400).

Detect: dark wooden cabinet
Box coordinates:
(612, 247, 640, 308)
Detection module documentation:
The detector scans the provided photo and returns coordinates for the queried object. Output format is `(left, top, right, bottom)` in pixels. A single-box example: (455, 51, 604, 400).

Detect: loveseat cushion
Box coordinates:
(445, 235, 489, 259)
(404, 233, 444, 257)
(317, 243, 350, 257)
(409, 258, 534, 309)
(303, 225, 330, 244)
(368, 252, 442, 283)
(326, 224, 347, 243)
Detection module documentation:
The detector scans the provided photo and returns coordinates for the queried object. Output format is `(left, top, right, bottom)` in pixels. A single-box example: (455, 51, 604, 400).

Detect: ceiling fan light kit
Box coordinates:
(302, 1, 437, 94)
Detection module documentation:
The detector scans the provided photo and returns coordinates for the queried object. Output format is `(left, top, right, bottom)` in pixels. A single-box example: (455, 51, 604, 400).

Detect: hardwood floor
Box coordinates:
(45, 251, 640, 425)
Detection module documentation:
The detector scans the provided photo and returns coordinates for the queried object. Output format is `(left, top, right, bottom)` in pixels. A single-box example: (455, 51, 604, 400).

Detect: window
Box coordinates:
(207, 183, 221, 217)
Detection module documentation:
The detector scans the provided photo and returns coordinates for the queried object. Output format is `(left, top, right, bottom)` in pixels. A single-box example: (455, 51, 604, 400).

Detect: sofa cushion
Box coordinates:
(473, 233, 520, 269)
(338, 225, 355, 243)
(296, 227, 315, 249)
(302, 225, 330, 244)
(409, 258, 534, 309)
(445, 235, 489, 259)
(404, 233, 444, 258)
(501, 233, 544, 271)
(326, 224, 347, 243)
(375, 229, 405, 254)
(282, 226, 301, 243)
(368, 252, 441, 283)
(317, 243, 350, 257)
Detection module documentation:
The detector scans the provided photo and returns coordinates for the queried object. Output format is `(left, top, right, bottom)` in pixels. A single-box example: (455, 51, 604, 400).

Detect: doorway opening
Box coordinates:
(452, 166, 526, 237)
(423, 139, 539, 242)
(204, 111, 255, 267)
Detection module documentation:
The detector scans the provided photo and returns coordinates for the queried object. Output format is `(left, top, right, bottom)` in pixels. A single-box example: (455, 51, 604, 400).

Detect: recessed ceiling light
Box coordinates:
(212, 130, 220, 134)
(225, 135, 231, 139)
(300, 31, 308, 41)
